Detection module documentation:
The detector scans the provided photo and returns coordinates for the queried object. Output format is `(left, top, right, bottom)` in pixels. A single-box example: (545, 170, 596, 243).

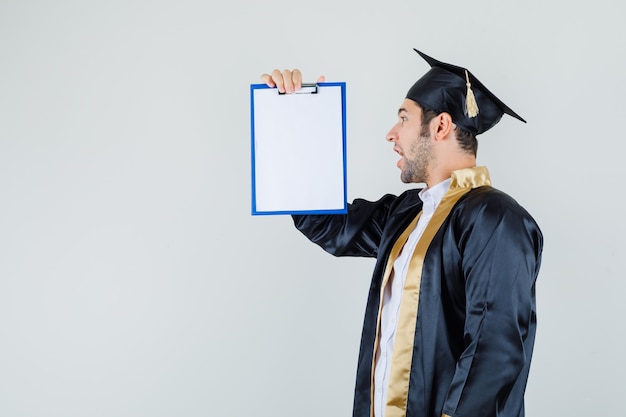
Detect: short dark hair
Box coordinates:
(418, 104, 478, 157)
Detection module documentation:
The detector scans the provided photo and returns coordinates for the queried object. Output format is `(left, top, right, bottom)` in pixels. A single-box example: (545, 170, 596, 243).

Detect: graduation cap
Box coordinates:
(406, 49, 526, 135)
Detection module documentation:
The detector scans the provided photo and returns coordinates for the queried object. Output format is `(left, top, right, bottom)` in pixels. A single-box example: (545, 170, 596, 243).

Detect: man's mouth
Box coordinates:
(394, 147, 404, 168)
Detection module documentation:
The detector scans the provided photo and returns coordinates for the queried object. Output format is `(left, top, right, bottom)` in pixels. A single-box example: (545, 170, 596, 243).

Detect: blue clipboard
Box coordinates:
(250, 82, 347, 215)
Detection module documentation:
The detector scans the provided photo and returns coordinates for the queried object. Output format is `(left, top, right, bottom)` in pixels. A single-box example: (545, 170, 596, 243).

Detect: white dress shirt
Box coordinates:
(373, 178, 451, 417)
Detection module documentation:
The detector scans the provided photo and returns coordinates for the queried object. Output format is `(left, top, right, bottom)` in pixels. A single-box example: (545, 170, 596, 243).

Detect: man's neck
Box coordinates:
(426, 157, 476, 187)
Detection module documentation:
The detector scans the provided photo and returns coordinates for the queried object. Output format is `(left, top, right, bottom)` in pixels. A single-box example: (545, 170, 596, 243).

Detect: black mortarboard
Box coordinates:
(406, 49, 526, 135)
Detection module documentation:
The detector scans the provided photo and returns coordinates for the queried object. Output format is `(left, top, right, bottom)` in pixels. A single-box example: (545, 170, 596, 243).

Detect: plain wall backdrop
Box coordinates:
(1, 0, 624, 416)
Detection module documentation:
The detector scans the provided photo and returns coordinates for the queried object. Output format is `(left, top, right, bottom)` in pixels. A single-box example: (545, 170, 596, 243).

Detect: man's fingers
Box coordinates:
(260, 73, 275, 88)
(281, 69, 303, 93)
(282, 69, 295, 93)
(292, 69, 302, 91)
(260, 69, 320, 93)
(271, 69, 285, 93)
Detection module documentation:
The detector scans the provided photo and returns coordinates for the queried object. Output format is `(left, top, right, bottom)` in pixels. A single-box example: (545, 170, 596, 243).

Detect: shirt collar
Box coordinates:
(419, 178, 452, 215)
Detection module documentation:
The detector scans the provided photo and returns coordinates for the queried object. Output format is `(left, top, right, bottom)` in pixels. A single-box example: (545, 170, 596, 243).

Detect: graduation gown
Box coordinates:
(292, 167, 543, 417)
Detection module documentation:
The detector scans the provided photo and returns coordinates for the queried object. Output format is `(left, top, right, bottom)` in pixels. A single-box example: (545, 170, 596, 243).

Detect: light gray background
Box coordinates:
(1, 1, 624, 416)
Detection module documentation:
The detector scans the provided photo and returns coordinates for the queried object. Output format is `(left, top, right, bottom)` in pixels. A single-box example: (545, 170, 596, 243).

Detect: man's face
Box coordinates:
(386, 99, 434, 184)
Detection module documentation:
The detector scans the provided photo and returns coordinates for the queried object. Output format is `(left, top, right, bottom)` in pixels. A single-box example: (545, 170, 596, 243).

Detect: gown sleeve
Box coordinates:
(442, 192, 543, 417)
(291, 193, 401, 258)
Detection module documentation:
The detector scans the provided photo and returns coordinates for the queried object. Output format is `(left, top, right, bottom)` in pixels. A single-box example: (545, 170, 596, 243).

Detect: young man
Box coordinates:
(260, 49, 543, 417)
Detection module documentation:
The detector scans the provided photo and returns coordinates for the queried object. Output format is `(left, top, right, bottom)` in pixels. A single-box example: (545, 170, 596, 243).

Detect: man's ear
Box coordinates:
(433, 112, 453, 141)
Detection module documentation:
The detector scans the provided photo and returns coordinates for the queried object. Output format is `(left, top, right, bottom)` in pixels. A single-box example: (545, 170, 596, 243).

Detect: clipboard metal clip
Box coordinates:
(278, 83, 318, 95)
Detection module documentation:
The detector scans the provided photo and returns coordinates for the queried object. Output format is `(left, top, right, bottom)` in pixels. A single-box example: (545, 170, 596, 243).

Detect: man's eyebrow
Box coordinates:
(397, 108, 408, 115)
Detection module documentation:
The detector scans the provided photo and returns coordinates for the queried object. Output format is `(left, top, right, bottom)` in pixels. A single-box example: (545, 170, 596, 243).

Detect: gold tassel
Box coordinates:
(464, 69, 479, 118)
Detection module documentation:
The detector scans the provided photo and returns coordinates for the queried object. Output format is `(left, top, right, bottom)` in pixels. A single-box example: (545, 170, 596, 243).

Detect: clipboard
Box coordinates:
(250, 82, 347, 215)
